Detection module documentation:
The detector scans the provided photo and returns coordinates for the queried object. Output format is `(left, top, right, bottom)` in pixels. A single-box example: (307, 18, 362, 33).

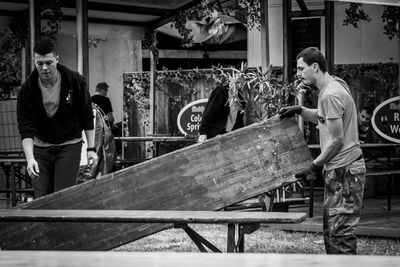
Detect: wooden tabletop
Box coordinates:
(308, 143, 400, 149)
(0, 158, 26, 164)
(0, 251, 398, 267)
(0, 209, 306, 224)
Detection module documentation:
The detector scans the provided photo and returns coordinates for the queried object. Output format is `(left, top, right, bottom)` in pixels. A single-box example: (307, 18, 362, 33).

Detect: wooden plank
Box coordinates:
(1, 251, 400, 267)
(365, 170, 400, 176)
(0, 117, 312, 250)
(0, 210, 307, 224)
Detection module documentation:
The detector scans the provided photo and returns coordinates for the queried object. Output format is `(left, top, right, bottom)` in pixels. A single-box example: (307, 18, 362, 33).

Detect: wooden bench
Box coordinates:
(1, 251, 399, 267)
(365, 169, 400, 211)
(0, 157, 34, 207)
(0, 209, 306, 253)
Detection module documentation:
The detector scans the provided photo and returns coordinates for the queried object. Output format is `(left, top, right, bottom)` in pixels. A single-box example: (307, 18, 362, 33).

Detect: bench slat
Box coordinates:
(0, 210, 306, 224)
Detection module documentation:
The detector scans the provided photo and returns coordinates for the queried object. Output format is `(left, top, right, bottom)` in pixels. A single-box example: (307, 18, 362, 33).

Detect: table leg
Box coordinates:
(388, 174, 392, 211)
(11, 164, 16, 207)
(309, 180, 314, 218)
(227, 223, 235, 252)
(237, 224, 244, 252)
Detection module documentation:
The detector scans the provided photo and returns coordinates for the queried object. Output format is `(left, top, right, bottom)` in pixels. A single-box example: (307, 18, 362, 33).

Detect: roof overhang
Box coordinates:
(326, 0, 400, 6)
(0, 0, 204, 28)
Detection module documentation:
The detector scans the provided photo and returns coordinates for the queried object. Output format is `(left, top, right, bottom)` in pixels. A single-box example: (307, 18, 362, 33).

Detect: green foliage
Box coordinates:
(343, 3, 371, 28)
(0, 25, 25, 99)
(155, 66, 221, 104)
(0, 0, 62, 99)
(237, 0, 261, 30)
(218, 63, 299, 122)
(41, 0, 63, 42)
(343, 4, 399, 40)
(142, 28, 159, 58)
(381, 6, 400, 40)
(124, 65, 298, 132)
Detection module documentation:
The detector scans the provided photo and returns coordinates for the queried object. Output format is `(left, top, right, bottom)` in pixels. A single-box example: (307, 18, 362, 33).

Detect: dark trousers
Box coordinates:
(33, 142, 82, 198)
(323, 158, 366, 254)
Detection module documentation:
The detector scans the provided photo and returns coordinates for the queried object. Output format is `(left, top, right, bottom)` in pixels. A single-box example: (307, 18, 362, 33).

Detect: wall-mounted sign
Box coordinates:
(177, 99, 208, 136)
(371, 96, 400, 143)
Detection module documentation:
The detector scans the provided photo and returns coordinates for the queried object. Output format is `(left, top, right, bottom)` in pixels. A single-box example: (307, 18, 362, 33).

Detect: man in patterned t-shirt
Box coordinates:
(279, 47, 366, 255)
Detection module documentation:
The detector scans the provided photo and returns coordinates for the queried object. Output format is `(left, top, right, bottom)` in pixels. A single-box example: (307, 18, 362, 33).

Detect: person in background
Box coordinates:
(17, 38, 98, 198)
(91, 82, 115, 128)
(279, 47, 366, 255)
(358, 106, 373, 144)
(198, 84, 244, 143)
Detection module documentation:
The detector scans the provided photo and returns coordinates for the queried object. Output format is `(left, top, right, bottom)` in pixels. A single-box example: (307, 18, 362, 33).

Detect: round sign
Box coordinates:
(177, 99, 208, 136)
(371, 96, 400, 143)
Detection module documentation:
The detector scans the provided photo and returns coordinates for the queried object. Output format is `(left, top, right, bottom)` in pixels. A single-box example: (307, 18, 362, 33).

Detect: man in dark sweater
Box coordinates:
(91, 82, 114, 128)
(198, 84, 244, 142)
(357, 106, 373, 144)
(17, 39, 98, 198)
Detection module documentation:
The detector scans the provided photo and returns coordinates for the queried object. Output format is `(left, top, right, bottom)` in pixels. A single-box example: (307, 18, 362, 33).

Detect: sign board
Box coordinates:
(371, 96, 400, 143)
(177, 99, 208, 136)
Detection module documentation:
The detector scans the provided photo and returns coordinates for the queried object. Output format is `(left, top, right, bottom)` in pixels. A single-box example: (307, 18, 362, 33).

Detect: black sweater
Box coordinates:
(199, 85, 244, 138)
(17, 64, 94, 144)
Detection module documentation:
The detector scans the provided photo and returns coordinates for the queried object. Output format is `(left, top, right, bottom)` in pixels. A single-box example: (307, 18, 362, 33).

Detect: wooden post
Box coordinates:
(149, 51, 156, 136)
(261, 0, 270, 72)
(325, 0, 335, 74)
(76, 0, 89, 81)
(21, 47, 26, 82)
(29, 0, 40, 71)
(297, 92, 304, 134)
(283, 0, 292, 83)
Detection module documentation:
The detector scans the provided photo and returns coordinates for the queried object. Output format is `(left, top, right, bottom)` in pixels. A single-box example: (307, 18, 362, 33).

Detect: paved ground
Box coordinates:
(270, 193, 400, 238)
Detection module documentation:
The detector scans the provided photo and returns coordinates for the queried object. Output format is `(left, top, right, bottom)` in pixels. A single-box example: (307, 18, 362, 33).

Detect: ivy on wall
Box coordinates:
(0, 0, 62, 100)
(123, 62, 398, 143)
(123, 64, 299, 137)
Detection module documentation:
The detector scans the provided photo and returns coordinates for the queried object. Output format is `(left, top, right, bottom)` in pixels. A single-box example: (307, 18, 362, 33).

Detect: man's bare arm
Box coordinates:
(300, 107, 319, 124)
(313, 118, 344, 166)
(22, 138, 39, 177)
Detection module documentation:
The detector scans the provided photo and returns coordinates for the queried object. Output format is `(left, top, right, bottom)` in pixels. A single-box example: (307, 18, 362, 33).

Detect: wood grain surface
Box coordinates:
(0, 117, 312, 250)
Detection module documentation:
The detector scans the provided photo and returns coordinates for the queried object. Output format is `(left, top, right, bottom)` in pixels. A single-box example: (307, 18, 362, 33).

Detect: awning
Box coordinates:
(326, 0, 400, 6)
(157, 14, 247, 45)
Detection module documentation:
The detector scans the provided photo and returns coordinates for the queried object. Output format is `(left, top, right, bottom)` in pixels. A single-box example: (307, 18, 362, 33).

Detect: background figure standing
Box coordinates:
(198, 84, 244, 143)
(17, 39, 98, 198)
(91, 82, 115, 128)
(279, 47, 366, 254)
(358, 106, 373, 144)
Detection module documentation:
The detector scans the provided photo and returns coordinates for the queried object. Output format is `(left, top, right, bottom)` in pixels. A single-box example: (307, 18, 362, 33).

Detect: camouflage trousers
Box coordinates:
(323, 158, 366, 255)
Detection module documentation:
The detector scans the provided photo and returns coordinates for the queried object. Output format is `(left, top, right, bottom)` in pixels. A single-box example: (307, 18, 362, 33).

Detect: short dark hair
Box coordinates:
(33, 39, 57, 56)
(96, 82, 109, 92)
(296, 47, 327, 73)
(361, 106, 373, 115)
